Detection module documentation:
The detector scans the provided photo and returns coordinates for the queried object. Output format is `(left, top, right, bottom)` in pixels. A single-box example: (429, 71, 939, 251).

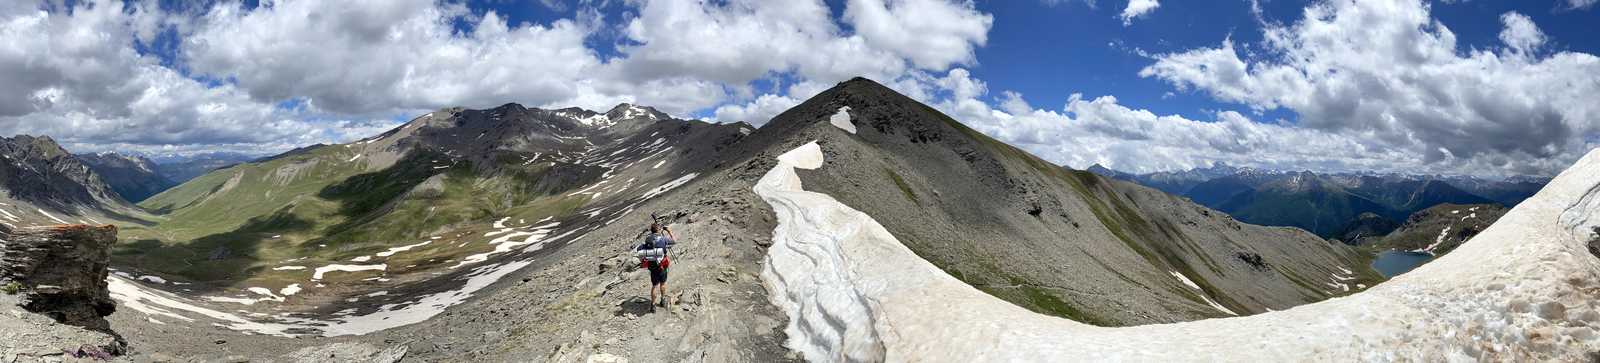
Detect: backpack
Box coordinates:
(637, 234, 673, 269)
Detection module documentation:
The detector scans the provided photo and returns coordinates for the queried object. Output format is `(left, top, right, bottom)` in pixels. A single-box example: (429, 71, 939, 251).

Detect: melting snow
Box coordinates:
(454, 223, 559, 268)
(376, 240, 431, 257)
(312, 264, 387, 280)
(829, 106, 856, 134)
(1421, 226, 1452, 253)
(752, 143, 1600, 360)
(273, 266, 307, 271)
(1168, 271, 1236, 315)
(36, 209, 68, 224)
(640, 173, 698, 200)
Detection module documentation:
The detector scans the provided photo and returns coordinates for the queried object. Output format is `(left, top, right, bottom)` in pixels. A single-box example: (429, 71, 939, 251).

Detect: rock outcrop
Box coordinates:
(1, 224, 118, 330)
(0, 224, 124, 359)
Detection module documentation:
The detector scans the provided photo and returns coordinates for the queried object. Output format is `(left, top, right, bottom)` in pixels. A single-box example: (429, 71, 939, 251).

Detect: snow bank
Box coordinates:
(755, 143, 1600, 361)
(377, 240, 431, 257)
(312, 264, 387, 280)
(828, 107, 856, 134)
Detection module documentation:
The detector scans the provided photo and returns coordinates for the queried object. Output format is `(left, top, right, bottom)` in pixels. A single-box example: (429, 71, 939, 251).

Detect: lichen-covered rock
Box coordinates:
(0, 224, 118, 331)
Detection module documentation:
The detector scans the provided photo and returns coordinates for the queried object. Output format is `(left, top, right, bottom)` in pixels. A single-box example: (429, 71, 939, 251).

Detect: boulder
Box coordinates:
(0, 224, 118, 330)
(0, 224, 124, 358)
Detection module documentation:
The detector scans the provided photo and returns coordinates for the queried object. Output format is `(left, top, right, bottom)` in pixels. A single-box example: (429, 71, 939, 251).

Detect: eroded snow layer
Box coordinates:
(755, 143, 1600, 361)
(829, 107, 855, 134)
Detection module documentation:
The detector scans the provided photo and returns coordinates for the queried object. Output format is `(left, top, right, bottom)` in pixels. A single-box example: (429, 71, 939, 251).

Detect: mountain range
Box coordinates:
(5, 77, 1566, 361)
(1088, 163, 1546, 239)
(77, 152, 253, 203)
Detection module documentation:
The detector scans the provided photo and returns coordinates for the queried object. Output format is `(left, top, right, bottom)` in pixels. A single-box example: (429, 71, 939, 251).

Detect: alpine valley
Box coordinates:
(1, 78, 1595, 361)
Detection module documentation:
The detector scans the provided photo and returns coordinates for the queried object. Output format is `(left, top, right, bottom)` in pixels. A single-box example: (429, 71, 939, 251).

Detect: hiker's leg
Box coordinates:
(649, 283, 659, 304)
(660, 282, 668, 305)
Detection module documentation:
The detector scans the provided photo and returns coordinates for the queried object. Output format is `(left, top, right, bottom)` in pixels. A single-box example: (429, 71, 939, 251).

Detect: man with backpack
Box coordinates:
(635, 221, 676, 311)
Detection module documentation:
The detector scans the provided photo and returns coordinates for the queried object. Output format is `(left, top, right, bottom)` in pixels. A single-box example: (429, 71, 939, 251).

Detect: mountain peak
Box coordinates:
(604, 103, 667, 121)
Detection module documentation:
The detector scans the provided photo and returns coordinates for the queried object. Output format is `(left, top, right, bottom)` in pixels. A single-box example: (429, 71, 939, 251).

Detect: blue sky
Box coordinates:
(2, 0, 1598, 177)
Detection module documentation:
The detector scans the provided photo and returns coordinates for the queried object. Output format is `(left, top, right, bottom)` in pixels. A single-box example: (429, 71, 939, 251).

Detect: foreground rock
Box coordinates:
(0, 224, 124, 359)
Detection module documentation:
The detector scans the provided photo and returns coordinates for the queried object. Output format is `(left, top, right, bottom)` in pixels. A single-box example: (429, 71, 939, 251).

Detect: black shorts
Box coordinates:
(648, 262, 669, 285)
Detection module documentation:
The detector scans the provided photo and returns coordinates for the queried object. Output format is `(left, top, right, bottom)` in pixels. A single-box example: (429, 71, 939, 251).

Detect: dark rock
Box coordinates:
(1588, 227, 1599, 260)
(1234, 252, 1270, 271)
(0, 225, 118, 331)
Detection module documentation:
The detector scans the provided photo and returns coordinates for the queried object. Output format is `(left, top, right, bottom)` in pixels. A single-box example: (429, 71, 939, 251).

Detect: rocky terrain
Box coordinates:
(1332, 212, 1401, 245)
(0, 136, 150, 231)
(78, 153, 176, 203)
(3, 78, 1415, 361)
(751, 79, 1378, 324)
(0, 224, 125, 361)
(1369, 203, 1508, 255)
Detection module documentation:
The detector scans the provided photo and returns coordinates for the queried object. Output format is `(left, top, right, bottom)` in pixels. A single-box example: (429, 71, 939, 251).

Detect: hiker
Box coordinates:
(635, 222, 677, 310)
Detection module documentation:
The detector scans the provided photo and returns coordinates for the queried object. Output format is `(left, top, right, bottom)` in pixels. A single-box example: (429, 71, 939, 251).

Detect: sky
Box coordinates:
(1, 0, 1597, 178)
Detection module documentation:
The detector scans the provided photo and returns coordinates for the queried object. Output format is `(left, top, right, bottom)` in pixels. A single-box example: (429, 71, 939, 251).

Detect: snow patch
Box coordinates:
(280, 284, 302, 296)
(1168, 271, 1236, 315)
(311, 264, 387, 280)
(753, 143, 1600, 360)
(454, 223, 559, 268)
(376, 240, 431, 257)
(36, 209, 68, 224)
(829, 106, 856, 134)
(640, 173, 698, 200)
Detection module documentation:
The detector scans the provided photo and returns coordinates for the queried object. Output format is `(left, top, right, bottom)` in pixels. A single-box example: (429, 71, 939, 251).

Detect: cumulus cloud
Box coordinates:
(0, 1, 394, 158)
(1497, 12, 1544, 55)
(712, 94, 800, 126)
(0, 0, 994, 156)
(915, 68, 1417, 176)
(844, 0, 992, 70)
(1119, 0, 1159, 26)
(1138, 0, 1600, 176)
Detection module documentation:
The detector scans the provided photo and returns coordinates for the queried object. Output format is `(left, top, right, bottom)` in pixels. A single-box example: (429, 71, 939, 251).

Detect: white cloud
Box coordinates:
(1566, 0, 1597, 11)
(913, 68, 1415, 175)
(1497, 12, 1544, 55)
(0, 0, 394, 158)
(1119, 0, 1159, 26)
(0, 0, 994, 157)
(844, 0, 992, 70)
(713, 94, 800, 126)
(1137, 0, 1600, 176)
(184, 0, 614, 115)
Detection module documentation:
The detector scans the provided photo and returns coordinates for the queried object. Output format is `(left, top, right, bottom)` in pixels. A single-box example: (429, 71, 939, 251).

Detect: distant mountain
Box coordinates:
(1370, 203, 1507, 255)
(0, 135, 143, 228)
(1088, 162, 1242, 196)
(151, 152, 255, 184)
(1441, 175, 1547, 206)
(78, 152, 176, 202)
(1332, 212, 1400, 245)
(1204, 172, 1398, 237)
(1095, 164, 1537, 238)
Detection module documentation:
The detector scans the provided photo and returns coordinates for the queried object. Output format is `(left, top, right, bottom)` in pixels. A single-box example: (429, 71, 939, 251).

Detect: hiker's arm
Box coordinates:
(666, 228, 678, 245)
